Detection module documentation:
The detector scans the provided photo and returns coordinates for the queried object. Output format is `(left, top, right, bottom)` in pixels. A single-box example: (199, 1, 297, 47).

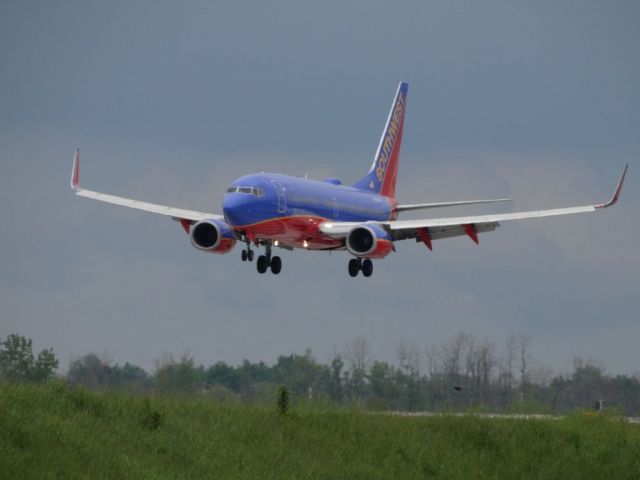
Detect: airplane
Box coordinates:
(70, 82, 628, 277)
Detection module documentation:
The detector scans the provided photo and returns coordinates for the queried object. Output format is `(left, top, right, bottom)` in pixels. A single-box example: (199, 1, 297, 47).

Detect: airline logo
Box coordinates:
(375, 89, 406, 183)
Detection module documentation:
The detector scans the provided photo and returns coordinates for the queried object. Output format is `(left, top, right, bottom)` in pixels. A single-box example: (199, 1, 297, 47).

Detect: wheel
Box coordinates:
(248, 250, 254, 262)
(241, 250, 247, 262)
(362, 259, 373, 277)
(270, 256, 282, 274)
(348, 258, 360, 277)
(257, 255, 268, 274)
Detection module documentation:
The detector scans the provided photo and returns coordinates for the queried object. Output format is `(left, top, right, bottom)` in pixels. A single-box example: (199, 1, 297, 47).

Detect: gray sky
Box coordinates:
(1, 1, 638, 375)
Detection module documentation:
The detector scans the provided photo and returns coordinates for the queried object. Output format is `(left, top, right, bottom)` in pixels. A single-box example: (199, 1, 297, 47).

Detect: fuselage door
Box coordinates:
(271, 180, 287, 214)
(332, 197, 339, 218)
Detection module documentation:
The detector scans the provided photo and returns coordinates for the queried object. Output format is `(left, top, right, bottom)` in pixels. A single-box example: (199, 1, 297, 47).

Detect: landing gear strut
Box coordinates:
(348, 258, 373, 277)
(256, 244, 282, 275)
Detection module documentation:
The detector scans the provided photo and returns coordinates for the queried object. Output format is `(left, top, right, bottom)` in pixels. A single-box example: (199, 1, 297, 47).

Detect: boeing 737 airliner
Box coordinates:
(70, 82, 627, 277)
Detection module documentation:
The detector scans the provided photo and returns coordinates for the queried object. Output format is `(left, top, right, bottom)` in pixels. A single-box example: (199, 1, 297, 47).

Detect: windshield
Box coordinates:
(226, 186, 264, 196)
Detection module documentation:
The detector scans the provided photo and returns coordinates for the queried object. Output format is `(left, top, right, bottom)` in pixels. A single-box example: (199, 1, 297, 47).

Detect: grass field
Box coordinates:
(2, 382, 640, 479)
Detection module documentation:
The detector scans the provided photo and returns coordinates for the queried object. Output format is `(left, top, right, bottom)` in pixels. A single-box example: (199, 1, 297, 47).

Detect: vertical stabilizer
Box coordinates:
(353, 82, 408, 198)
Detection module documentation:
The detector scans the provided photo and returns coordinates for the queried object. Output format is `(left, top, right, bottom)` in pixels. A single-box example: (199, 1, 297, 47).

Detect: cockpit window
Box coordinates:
(226, 186, 264, 196)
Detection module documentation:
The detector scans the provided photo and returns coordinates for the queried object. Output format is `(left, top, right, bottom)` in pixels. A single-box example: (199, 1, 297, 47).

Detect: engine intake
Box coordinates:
(346, 224, 394, 259)
(346, 226, 377, 256)
(189, 219, 236, 254)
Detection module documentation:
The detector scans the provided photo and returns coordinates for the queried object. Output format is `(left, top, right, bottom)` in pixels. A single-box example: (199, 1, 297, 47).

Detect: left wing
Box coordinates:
(321, 165, 628, 249)
(70, 149, 221, 223)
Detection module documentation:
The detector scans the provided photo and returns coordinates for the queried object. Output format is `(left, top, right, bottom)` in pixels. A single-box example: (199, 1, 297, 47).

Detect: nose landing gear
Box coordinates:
(241, 242, 255, 262)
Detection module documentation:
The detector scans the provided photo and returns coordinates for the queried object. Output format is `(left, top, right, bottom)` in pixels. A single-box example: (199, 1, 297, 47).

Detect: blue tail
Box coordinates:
(353, 82, 408, 199)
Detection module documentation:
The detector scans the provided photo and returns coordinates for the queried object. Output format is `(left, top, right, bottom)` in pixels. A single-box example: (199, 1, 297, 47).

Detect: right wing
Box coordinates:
(70, 149, 222, 223)
(395, 197, 511, 212)
(386, 165, 628, 248)
(320, 165, 628, 249)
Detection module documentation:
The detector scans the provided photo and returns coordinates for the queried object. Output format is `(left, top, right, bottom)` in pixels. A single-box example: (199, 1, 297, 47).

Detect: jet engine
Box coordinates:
(189, 218, 236, 254)
(345, 224, 394, 259)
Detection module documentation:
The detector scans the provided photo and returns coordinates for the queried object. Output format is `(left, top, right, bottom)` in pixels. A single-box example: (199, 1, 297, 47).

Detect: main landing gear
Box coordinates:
(256, 244, 282, 275)
(241, 238, 282, 274)
(348, 258, 373, 277)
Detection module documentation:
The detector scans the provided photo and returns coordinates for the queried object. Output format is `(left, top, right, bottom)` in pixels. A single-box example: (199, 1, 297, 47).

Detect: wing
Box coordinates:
(395, 197, 511, 212)
(70, 149, 222, 223)
(388, 165, 628, 248)
(321, 165, 628, 249)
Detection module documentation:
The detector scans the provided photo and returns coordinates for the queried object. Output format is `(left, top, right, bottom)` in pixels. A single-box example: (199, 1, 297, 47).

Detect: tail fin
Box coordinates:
(353, 82, 408, 199)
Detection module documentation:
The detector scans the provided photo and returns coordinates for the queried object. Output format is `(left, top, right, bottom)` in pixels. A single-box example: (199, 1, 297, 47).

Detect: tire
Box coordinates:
(241, 250, 247, 262)
(270, 256, 282, 274)
(257, 255, 268, 274)
(348, 258, 360, 277)
(362, 259, 373, 277)
(248, 250, 254, 262)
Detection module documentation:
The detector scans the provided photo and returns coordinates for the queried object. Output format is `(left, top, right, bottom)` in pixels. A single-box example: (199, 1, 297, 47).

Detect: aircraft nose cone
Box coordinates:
(223, 193, 255, 227)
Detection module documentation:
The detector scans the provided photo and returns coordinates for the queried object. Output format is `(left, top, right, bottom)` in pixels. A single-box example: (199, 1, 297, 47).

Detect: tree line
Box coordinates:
(1, 333, 639, 415)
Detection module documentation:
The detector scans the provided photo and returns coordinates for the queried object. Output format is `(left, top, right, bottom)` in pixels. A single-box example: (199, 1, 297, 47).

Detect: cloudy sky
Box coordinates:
(1, 1, 638, 375)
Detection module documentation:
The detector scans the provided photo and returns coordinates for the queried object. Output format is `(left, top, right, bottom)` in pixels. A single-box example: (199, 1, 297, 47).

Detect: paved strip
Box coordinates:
(375, 411, 640, 423)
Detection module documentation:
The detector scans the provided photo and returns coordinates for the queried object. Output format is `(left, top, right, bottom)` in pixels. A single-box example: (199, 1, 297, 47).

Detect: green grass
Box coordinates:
(2, 382, 640, 479)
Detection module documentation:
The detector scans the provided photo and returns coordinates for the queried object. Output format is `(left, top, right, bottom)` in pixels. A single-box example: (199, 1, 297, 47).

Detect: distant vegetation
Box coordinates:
(2, 334, 640, 478)
(0, 334, 58, 384)
(1, 333, 640, 415)
(2, 382, 640, 479)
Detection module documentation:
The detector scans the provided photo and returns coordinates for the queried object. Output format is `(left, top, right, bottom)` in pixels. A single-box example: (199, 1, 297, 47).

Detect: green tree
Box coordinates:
(328, 354, 344, 402)
(0, 334, 58, 382)
(155, 355, 202, 394)
(68, 353, 113, 388)
(369, 361, 397, 409)
(205, 361, 239, 391)
(33, 348, 59, 383)
(235, 360, 275, 396)
(112, 362, 150, 390)
(274, 350, 329, 399)
(67, 355, 149, 391)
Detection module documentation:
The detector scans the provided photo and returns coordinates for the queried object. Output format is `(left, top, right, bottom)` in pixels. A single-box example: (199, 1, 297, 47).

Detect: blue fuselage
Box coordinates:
(222, 173, 395, 248)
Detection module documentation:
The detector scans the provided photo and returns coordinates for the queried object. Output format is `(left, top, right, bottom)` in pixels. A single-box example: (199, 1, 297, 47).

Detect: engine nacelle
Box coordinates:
(189, 218, 236, 254)
(345, 224, 394, 259)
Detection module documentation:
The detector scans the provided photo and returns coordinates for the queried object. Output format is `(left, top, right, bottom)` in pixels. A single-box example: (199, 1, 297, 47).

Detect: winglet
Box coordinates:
(596, 164, 628, 208)
(71, 148, 80, 191)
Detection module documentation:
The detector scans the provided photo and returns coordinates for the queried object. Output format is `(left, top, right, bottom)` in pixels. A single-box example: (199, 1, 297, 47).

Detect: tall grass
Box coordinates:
(1, 381, 639, 479)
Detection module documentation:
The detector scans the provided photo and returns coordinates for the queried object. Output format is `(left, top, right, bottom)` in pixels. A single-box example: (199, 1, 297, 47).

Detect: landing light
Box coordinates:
(274, 240, 279, 246)
(303, 240, 309, 248)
